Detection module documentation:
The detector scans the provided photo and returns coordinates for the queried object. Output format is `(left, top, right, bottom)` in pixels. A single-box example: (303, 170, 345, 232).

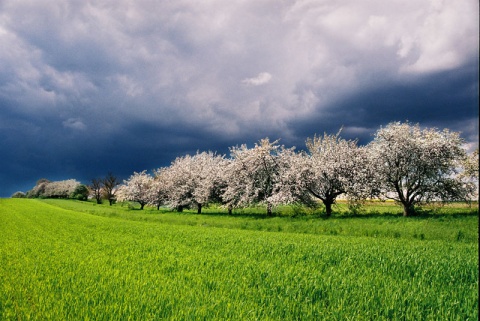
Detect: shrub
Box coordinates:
(70, 184, 89, 201)
(11, 191, 26, 198)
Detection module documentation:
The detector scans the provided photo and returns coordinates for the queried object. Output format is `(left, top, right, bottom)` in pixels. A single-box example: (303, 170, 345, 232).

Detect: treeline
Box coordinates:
(13, 179, 89, 200)
(14, 173, 120, 204)
(115, 122, 478, 217)
(15, 122, 479, 217)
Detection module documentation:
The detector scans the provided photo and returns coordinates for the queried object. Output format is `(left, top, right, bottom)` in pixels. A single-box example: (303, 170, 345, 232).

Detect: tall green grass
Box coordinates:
(42, 198, 479, 243)
(1, 199, 478, 320)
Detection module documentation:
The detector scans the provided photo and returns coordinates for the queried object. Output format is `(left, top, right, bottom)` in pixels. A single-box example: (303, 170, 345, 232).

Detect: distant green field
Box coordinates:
(0, 199, 478, 320)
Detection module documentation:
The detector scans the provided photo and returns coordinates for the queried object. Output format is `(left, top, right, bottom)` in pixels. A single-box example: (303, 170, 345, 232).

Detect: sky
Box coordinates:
(0, 0, 478, 197)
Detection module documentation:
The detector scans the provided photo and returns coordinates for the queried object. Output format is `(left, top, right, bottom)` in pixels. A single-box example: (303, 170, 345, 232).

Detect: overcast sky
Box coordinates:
(1, 0, 478, 197)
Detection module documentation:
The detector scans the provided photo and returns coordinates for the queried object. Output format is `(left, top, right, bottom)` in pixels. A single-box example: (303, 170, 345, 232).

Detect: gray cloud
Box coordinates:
(0, 0, 478, 196)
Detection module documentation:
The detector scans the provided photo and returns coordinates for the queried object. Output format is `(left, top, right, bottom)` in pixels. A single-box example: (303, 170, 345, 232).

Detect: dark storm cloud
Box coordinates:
(0, 0, 478, 197)
(288, 61, 479, 145)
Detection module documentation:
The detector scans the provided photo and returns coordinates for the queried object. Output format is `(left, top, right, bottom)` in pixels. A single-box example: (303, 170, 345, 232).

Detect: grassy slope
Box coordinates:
(0, 198, 478, 320)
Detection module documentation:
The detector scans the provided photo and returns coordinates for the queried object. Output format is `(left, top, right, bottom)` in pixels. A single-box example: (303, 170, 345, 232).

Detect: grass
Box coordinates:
(40, 198, 479, 243)
(0, 198, 478, 320)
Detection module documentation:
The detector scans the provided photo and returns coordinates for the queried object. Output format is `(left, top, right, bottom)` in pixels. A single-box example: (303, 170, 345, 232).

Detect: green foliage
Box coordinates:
(70, 184, 89, 201)
(0, 199, 478, 320)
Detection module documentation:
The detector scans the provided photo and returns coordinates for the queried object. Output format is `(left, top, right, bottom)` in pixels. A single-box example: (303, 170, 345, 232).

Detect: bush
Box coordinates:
(70, 184, 89, 201)
(11, 191, 26, 198)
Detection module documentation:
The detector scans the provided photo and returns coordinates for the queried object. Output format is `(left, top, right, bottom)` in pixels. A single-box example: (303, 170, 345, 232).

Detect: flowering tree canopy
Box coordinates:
(222, 138, 295, 216)
(166, 151, 226, 213)
(368, 121, 474, 216)
(299, 131, 368, 216)
(117, 171, 153, 210)
(26, 179, 80, 199)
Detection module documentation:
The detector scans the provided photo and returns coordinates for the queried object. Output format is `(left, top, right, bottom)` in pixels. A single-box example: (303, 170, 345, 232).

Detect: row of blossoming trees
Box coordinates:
(116, 122, 478, 217)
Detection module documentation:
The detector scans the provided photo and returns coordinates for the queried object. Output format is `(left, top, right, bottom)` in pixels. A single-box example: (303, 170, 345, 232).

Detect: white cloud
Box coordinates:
(242, 72, 272, 86)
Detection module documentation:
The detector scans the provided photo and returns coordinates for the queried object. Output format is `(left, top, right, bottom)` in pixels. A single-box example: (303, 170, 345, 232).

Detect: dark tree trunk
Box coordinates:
(176, 205, 184, 212)
(197, 203, 202, 214)
(140, 202, 145, 210)
(228, 205, 233, 215)
(267, 202, 273, 217)
(402, 203, 414, 217)
(324, 200, 333, 217)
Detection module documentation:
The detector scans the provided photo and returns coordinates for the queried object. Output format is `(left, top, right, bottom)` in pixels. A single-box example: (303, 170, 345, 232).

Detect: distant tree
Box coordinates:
(462, 148, 479, 179)
(103, 172, 120, 206)
(90, 178, 104, 204)
(11, 191, 26, 198)
(460, 148, 479, 199)
(222, 138, 294, 216)
(117, 171, 153, 210)
(166, 151, 227, 213)
(26, 178, 51, 198)
(368, 121, 474, 216)
(43, 179, 80, 198)
(150, 167, 173, 210)
(70, 184, 89, 201)
(283, 131, 371, 217)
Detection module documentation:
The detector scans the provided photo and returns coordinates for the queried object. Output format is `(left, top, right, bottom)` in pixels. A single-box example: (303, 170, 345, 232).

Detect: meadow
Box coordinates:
(0, 198, 478, 320)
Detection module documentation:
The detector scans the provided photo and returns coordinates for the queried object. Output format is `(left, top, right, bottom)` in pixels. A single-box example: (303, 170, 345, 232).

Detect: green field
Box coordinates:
(0, 199, 478, 320)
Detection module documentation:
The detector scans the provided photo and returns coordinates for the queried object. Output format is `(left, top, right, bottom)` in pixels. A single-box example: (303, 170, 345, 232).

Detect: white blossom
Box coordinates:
(117, 171, 153, 210)
(285, 131, 368, 216)
(368, 121, 474, 216)
(222, 138, 295, 216)
(164, 151, 226, 213)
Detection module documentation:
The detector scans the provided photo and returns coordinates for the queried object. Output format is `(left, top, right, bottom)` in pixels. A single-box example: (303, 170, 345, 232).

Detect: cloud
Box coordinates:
(242, 72, 272, 86)
(0, 0, 477, 197)
(62, 118, 86, 130)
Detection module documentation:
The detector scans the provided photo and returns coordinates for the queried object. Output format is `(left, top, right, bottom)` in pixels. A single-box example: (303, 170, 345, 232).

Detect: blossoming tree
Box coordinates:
(222, 138, 295, 216)
(166, 151, 227, 213)
(368, 121, 474, 216)
(117, 170, 153, 209)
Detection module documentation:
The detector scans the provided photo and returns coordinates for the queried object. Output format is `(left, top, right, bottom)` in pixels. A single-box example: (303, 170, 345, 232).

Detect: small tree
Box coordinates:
(368, 121, 473, 216)
(117, 171, 153, 210)
(70, 184, 89, 201)
(11, 191, 26, 198)
(90, 178, 104, 204)
(103, 172, 120, 206)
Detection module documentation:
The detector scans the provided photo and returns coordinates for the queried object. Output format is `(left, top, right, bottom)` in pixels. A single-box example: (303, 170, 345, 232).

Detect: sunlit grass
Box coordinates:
(41, 198, 478, 243)
(0, 198, 478, 320)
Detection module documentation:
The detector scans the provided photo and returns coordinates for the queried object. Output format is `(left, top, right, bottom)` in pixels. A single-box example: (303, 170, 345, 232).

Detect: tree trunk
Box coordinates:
(197, 203, 202, 214)
(267, 202, 273, 217)
(228, 205, 232, 215)
(140, 202, 145, 210)
(176, 205, 184, 212)
(324, 200, 333, 217)
(402, 203, 414, 217)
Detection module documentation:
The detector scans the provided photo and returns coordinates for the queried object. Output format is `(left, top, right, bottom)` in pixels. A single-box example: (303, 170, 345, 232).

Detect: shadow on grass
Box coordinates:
(115, 201, 479, 220)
